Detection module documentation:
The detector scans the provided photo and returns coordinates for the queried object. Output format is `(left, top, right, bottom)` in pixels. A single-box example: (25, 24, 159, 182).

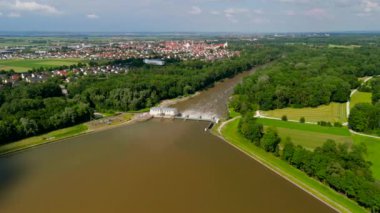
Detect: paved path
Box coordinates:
(218, 116, 240, 135)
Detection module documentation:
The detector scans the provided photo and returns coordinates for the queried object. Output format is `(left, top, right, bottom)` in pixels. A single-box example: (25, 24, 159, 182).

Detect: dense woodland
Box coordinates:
(232, 45, 380, 112)
(238, 113, 380, 211)
(0, 46, 280, 144)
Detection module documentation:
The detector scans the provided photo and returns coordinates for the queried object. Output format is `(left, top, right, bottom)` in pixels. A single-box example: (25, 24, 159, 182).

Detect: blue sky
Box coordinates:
(0, 0, 380, 32)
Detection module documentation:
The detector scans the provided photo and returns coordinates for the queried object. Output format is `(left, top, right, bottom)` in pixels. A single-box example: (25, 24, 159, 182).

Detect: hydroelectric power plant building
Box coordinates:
(143, 59, 165, 66)
(150, 107, 179, 117)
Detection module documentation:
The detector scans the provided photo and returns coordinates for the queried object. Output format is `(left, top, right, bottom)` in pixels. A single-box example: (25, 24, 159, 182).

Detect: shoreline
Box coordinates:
(214, 118, 366, 213)
(0, 113, 147, 157)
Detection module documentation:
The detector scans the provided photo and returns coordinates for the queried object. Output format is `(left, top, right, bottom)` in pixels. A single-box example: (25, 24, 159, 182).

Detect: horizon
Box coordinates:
(0, 0, 380, 32)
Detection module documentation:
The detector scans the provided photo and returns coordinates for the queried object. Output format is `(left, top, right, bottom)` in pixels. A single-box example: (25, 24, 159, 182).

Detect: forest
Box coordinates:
(233, 45, 380, 112)
(0, 46, 280, 144)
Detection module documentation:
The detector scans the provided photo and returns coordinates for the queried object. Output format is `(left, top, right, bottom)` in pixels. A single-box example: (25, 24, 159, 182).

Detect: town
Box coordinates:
(0, 40, 237, 88)
(0, 40, 236, 61)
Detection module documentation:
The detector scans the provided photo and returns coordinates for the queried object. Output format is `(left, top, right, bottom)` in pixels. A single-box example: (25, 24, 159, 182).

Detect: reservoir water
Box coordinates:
(0, 69, 336, 213)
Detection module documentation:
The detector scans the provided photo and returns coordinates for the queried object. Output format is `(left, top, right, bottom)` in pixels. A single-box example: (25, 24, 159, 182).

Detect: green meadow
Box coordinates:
(0, 58, 83, 72)
(350, 92, 372, 109)
(261, 102, 347, 123)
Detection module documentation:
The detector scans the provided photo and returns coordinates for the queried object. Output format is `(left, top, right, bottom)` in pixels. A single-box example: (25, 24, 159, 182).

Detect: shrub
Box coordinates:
(281, 115, 288, 121)
(300, 117, 305, 123)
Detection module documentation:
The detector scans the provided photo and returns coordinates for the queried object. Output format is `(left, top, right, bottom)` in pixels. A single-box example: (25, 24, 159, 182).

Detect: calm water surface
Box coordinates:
(0, 68, 336, 213)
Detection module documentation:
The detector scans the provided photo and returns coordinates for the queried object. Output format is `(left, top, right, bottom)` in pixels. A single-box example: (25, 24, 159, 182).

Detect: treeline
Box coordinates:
(0, 79, 93, 144)
(233, 45, 380, 112)
(67, 47, 280, 112)
(238, 113, 380, 211)
(349, 103, 380, 135)
(0, 46, 281, 144)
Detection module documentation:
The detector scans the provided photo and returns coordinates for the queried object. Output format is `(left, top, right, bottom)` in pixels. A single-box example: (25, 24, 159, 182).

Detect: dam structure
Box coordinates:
(149, 107, 220, 124)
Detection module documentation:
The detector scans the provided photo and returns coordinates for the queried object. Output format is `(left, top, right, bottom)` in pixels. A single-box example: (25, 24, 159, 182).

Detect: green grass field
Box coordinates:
(261, 102, 347, 123)
(275, 128, 353, 150)
(328, 44, 361, 49)
(257, 118, 350, 136)
(350, 92, 372, 109)
(221, 118, 366, 213)
(0, 58, 83, 72)
(259, 117, 353, 152)
(0, 124, 88, 156)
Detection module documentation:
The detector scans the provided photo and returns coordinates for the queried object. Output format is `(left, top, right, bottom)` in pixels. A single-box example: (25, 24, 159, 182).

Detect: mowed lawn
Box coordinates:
(257, 118, 352, 150)
(261, 102, 347, 123)
(0, 58, 83, 72)
(350, 92, 372, 109)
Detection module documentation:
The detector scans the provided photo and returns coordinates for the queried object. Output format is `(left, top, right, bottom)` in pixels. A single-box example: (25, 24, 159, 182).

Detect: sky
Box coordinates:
(0, 0, 380, 32)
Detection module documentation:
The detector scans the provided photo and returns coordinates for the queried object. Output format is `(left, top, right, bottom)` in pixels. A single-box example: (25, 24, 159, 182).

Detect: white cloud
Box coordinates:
(0, 0, 61, 15)
(361, 0, 380, 13)
(189, 6, 202, 15)
(8, 12, 21, 17)
(86, 14, 99, 19)
(223, 8, 249, 23)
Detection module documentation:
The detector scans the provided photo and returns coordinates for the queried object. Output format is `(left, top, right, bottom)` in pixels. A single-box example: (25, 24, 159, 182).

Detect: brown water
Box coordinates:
(0, 68, 336, 213)
(0, 119, 335, 213)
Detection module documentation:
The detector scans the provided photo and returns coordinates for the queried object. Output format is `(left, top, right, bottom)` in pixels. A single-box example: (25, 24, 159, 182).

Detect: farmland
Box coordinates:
(0, 58, 83, 72)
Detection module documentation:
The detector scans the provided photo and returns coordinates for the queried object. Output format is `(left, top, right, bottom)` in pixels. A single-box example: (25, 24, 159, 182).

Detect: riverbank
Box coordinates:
(215, 117, 368, 213)
(0, 113, 141, 157)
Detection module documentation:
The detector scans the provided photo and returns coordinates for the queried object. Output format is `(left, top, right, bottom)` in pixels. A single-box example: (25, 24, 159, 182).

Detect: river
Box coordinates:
(0, 69, 336, 213)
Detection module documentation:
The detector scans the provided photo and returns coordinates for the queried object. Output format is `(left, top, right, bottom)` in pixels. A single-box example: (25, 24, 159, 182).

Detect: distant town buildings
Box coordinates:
(0, 40, 238, 61)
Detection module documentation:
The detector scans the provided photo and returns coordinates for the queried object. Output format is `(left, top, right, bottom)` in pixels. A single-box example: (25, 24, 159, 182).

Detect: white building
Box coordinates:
(150, 107, 179, 117)
(143, 59, 165, 66)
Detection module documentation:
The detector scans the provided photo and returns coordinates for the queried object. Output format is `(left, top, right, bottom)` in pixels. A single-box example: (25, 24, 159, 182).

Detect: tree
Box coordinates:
(239, 112, 264, 145)
(281, 115, 288, 121)
(261, 127, 281, 153)
(282, 138, 295, 162)
(300, 117, 306, 123)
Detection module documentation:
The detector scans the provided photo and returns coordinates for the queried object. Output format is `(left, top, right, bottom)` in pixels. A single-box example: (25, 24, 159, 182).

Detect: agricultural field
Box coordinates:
(350, 92, 372, 109)
(261, 102, 347, 123)
(0, 58, 83, 72)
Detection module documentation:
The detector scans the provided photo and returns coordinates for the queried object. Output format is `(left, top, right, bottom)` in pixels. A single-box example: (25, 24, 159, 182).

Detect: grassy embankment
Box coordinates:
(0, 58, 83, 72)
(0, 113, 135, 156)
(350, 92, 372, 109)
(220, 118, 367, 213)
(261, 102, 347, 123)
